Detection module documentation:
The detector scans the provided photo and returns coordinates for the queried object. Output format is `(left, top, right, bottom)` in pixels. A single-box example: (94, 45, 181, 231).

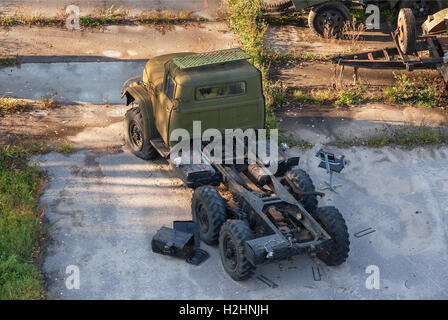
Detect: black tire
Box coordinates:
(285, 168, 318, 214)
(219, 220, 255, 281)
(396, 8, 417, 55)
(313, 206, 350, 266)
(191, 186, 227, 245)
(261, 0, 293, 12)
(308, 2, 351, 37)
(124, 107, 158, 160)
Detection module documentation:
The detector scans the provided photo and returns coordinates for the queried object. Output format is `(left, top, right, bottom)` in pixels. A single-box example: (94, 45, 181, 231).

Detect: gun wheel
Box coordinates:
(397, 8, 417, 55)
(219, 220, 255, 281)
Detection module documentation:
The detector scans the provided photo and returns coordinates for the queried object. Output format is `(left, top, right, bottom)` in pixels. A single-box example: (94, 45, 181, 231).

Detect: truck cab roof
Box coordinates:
(144, 49, 260, 88)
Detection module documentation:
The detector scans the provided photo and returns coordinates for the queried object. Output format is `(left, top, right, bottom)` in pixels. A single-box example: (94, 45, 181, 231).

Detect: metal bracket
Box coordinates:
(354, 227, 376, 238)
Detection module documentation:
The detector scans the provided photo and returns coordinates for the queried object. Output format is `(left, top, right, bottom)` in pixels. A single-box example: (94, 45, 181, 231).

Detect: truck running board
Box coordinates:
(150, 138, 170, 158)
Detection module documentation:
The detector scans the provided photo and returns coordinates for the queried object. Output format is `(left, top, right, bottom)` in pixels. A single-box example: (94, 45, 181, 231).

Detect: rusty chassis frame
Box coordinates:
(202, 151, 332, 266)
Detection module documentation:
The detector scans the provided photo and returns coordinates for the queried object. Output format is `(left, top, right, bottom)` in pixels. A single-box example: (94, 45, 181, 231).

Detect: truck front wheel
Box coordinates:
(308, 2, 351, 37)
(124, 107, 158, 160)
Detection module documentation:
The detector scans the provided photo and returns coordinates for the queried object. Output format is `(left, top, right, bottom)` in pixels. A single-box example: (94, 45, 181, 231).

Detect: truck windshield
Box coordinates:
(195, 81, 246, 101)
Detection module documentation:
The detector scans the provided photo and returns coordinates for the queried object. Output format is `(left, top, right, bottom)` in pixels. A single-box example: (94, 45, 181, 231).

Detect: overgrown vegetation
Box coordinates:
(348, 4, 368, 23)
(56, 141, 75, 154)
(0, 6, 205, 28)
(0, 143, 48, 299)
(384, 73, 446, 109)
(264, 11, 308, 25)
(226, 0, 314, 148)
(329, 126, 448, 148)
(381, 8, 398, 23)
(226, 3, 280, 114)
(293, 71, 448, 109)
(335, 85, 367, 106)
(294, 84, 367, 107)
(0, 97, 31, 115)
(280, 134, 314, 149)
(37, 96, 59, 109)
(0, 58, 18, 67)
(294, 89, 336, 105)
(267, 50, 330, 65)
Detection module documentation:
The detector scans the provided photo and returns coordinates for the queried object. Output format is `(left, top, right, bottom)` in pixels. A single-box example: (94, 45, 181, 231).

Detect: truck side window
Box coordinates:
(195, 81, 246, 101)
(165, 74, 175, 100)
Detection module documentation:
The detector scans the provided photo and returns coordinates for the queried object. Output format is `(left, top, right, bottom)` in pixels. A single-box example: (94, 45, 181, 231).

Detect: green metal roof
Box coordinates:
(171, 48, 251, 69)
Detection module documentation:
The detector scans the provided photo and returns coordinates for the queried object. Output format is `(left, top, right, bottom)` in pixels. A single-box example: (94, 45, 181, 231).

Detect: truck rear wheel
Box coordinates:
(285, 168, 318, 214)
(308, 2, 350, 38)
(313, 206, 350, 266)
(124, 107, 158, 160)
(191, 186, 227, 245)
(219, 220, 255, 281)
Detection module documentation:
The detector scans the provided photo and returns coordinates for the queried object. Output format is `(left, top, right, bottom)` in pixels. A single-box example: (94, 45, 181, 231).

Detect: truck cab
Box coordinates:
(121, 48, 265, 159)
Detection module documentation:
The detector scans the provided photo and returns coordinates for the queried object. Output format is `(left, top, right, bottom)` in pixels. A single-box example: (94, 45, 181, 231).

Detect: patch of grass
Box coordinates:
(0, 14, 51, 27)
(37, 96, 59, 109)
(0, 97, 31, 115)
(0, 58, 17, 67)
(265, 12, 307, 24)
(0, 7, 204, 28)
(335, 85, 367, 106)
(0, 143, 47, 299)
(294, 89, 337, 104)
(349, 5, 368, 23)
(79, 16, 102, 27)
(267, 51, 330, 65)
(381, 9, 398, 23)
(279, 133, 314, 149)
(56, 142, 75, 154)
(384, 73, 446, 108)
(264, 79, 287, 108)
(329, 126, 448, 148)
(295, 84, 367, 107)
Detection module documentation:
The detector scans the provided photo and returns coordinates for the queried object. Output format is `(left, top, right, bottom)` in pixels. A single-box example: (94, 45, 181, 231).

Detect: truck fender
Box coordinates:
(122, 85, 157, 139)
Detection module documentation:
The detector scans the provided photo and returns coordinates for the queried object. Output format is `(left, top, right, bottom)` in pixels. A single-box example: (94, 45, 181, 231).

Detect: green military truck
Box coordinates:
(262, 0, 446, 37)
(121, 48, 349, 280)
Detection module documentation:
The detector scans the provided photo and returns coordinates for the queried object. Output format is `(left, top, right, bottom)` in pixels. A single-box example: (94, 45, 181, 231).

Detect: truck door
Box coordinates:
(156, 72, 175, 144)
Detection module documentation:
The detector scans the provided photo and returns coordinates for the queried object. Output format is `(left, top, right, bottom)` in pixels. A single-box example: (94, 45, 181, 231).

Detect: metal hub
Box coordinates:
(317, 10, 345, 33)
(197, 204, 209, 234)
(129, 121, 143, 150)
